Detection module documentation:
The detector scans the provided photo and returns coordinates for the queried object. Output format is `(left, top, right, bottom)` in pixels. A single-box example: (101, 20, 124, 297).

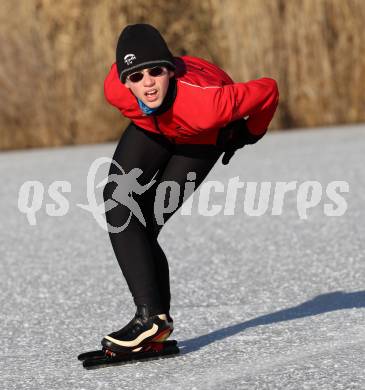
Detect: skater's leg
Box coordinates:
(103, 122, 173, 315)
(102, 131, 223, 351)
(154, 148, 223, 228)
(142, 146, 223, 314)
(146, 231, 171, 314)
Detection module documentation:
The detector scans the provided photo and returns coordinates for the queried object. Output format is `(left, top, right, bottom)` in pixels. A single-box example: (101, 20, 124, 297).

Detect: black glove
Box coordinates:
(216, 118, 266, 165)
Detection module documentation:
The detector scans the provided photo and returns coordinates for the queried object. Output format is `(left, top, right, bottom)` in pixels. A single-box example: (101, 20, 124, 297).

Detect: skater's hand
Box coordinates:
(216, 118, 267, 165)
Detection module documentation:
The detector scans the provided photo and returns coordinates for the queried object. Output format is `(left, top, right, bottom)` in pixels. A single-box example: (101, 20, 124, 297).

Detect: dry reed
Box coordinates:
(0, 0, 364, 150)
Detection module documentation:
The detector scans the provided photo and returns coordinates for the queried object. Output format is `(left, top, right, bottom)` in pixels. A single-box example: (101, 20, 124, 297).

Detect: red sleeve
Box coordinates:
(213, 77, 279, 135)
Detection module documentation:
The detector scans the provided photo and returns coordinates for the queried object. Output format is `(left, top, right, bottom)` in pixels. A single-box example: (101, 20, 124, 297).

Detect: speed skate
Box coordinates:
(78, 339, 180, 369)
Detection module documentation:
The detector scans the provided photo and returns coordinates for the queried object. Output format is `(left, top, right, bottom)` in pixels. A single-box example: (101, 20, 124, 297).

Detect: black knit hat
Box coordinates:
(116, 24, 176, 84)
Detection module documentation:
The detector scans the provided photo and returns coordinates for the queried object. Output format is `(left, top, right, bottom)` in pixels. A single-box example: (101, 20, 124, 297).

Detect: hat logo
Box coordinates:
(124, 53, 136, 66)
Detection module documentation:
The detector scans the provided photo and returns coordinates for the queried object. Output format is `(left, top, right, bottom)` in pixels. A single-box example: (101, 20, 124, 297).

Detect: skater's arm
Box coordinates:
(205, 78, 279, 135)
(104, 63, 136, 115)
(235, 78, 279, 135)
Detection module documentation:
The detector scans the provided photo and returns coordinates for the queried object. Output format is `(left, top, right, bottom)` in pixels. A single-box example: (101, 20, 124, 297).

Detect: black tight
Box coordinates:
(103, 122, 222, 316)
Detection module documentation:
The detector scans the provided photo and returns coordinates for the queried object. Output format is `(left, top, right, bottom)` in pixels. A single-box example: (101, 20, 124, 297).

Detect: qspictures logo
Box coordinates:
(17, 157, 350, 233)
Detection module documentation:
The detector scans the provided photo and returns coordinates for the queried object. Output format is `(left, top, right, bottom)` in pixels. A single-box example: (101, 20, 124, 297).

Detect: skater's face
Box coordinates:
(125, 66, 175, 109)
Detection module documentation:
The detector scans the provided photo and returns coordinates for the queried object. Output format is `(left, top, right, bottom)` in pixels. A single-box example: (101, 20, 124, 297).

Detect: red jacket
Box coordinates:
(104, 56, 279, 145)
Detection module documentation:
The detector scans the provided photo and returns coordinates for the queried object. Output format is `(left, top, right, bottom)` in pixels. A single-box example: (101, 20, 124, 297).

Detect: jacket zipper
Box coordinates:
(152, 116, 163, 136)
(152, 116, 176, 144)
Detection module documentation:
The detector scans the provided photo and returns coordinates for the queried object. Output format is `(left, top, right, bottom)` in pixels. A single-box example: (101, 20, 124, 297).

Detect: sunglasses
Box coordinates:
(127, 66, 166, 83)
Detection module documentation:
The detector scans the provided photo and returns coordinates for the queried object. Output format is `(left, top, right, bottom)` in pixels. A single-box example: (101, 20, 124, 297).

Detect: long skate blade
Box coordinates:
(78, 350, 105, 361)
(78, 340, 178, 361)
(82, 341, 179, 369)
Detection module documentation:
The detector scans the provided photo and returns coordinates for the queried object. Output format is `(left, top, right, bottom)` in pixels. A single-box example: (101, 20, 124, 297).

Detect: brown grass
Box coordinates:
(216, 0, 365, 128)
(0, 0, 364, 150)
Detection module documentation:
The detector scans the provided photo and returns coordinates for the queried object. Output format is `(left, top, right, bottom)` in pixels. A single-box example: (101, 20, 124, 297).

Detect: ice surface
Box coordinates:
(0, 125, 364, 389)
